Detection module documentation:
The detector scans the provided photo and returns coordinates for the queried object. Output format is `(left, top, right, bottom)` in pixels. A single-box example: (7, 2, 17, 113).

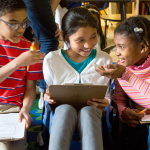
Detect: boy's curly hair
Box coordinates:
(0, 0, 26, 17)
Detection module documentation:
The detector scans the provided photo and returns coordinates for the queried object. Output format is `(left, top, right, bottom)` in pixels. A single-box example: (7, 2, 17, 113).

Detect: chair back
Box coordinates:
(101, 44, 116, 54)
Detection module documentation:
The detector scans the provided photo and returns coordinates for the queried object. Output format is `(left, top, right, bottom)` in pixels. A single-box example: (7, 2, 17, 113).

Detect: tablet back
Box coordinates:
(49, 84, 108, 110)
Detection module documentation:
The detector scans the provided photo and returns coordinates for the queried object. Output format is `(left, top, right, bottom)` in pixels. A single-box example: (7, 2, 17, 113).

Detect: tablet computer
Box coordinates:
(49, 84, 108, 110)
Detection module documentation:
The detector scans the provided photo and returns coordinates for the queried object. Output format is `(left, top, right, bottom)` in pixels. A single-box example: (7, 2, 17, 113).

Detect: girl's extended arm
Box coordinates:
(95, 64, 126, 79)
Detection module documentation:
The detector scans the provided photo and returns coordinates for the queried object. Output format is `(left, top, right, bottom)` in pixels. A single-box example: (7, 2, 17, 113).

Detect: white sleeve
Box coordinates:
(43, 55, 54, 86)
(102, 52, 112, 103)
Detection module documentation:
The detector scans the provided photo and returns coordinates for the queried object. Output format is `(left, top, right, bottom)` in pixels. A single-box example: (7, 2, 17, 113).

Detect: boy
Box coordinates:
(0, 0, 45, 150)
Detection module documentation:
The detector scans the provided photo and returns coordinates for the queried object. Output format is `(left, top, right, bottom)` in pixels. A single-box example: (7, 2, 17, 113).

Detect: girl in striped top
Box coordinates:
(95, 16, 150, 150)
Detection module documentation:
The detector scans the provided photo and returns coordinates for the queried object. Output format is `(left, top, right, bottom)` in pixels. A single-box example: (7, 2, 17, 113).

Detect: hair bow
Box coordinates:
(134, 27, 143, 33)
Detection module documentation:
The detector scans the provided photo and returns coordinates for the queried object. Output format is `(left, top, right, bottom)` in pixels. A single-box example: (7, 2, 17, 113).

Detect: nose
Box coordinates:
(116, 49, 121, 56)
(84, 41, 92, 49)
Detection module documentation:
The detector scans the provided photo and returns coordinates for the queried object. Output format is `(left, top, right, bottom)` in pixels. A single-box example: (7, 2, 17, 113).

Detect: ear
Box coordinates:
(65, 35, 68, 42)
(140, 42, 149, 54)
(61, 30, 68, 42)
(61, 30, 63, 39)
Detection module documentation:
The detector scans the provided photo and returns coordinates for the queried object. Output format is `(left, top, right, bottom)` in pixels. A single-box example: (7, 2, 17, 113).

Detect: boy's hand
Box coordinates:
(55, 23, 60, 41)
(18, 107, 33, 129)
(16, 51, 45, 67)
(87, 98, 109, 111)
(95, 64, 126, 79)
(44, 89, 56, 104)
(122, 109, 145, 127)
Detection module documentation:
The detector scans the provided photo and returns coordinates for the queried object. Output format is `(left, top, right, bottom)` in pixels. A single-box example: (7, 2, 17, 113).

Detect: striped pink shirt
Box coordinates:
(113, 55, 150, 116)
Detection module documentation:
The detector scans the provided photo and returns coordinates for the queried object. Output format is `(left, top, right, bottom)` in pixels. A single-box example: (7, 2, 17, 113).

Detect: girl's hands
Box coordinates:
(19, 107, 33, 129)
(16, 51, 45, 67)
(55, 23, 61, 41)
(95, 64, 126, 79)
(122, 109, 145, 127)
(87, 98, 109, 111)
(44, 89, 56, 104)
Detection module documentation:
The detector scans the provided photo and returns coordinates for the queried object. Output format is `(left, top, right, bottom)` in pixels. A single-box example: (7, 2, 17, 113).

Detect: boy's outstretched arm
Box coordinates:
(0, 51, 45, 83)
(19, 79, 36, 129)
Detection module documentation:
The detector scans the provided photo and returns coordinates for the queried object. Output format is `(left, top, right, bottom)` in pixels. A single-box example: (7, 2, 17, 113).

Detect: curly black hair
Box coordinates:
(114, 16, 150, 47)
(0, 0, 26, 17)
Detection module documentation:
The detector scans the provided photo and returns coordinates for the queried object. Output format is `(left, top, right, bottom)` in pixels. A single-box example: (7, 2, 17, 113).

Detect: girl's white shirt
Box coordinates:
(43, 49, 112, 102)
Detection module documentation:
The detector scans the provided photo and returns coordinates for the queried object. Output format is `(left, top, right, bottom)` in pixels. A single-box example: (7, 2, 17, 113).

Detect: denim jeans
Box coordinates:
(23, 0, 59, 91)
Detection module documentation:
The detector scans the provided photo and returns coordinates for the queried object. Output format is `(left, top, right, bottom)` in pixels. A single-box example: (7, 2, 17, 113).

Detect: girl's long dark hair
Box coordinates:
(62, 7, 97, 46)
(83, 4, 106, 49)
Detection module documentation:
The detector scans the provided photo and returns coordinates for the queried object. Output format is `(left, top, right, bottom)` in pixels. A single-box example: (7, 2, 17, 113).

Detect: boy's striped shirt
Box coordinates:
(0, 37, 43, 107)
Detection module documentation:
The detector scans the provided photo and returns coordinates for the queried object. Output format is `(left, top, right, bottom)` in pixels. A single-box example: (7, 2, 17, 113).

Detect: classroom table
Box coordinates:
(67, 0, 134, 21)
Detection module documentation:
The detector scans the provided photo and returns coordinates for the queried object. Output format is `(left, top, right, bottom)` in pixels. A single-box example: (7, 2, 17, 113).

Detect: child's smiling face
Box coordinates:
(68, 26, 97, 59)
(114, 33, 148, 67)
(0, 9, 27, 43)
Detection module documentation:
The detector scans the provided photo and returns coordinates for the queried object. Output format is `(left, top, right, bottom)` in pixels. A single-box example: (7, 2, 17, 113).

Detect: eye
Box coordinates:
(77, 39, 84, 43)
(119, 45, 124, 49)
(10, 23, 19, 30)
(91, 36, 96, 39)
